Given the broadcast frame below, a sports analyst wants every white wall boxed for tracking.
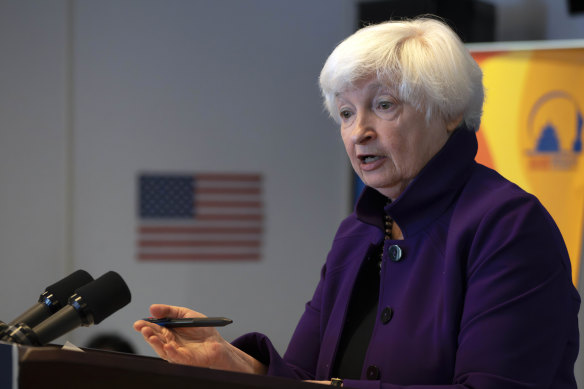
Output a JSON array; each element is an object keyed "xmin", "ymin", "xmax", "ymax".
[
  {"xmin": 0, "ymin": 0, "xmax": 357, "ymax": 355},
  {"xmin": 69, "ymin": 0, "xmax": 354, "ymax": 355},
  {"xmin": 0, "ymin": 1, "xmax": 69, "ymax": 319}
]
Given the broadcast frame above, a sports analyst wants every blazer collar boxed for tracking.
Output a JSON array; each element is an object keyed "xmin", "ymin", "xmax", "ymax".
[{"xmin": 355, "ymin": 128, "xmax": 478, "ymax": 238}]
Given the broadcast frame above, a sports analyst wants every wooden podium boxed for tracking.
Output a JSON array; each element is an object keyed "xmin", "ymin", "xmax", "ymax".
[{"xmin": 1, "ymin": 342, "xmax": 321, "ymax": 389}]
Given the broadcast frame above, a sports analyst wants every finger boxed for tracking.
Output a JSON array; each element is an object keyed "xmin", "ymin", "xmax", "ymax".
[
  {"xmin": 148, "ymin": 304, "xmax": 173, "ymax": 318},
  {"xmin": 149, "ymin": 304, "xmax": 187, "ymax": 318},
  {"xmin": 147, "ymin": 336, "xmax": 170, "ymax": 359},
  {"xmin": 133, "ymin": 320, "xmax": 143, "ymax": 331},
  {"xmin": 133, "ymin": 319, "xmax": 151, "ymax": 332},
  {"xmin": 139, "ymin": 323, "xmax": 159, "ymax": 338},
  {"xmin": 150, "ymin": 304, "xmax": 206, "ymax": 319},
  {"xmin": 138, "ymin": 325, "xmax": 158, "ymax": 343},
  {"xmin": 138, "ymin": 321, "xmax": 171, "ymax": 345},
  {"xmin": 140, "ymin": 327, "xmax": 170, "ymax": 359},
  {"xmin": 134, "ymin": 319, "xmax": 165, "ymax": 336}
]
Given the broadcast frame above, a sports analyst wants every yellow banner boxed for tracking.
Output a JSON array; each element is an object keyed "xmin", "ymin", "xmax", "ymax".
[{"xmin": 472, "ymin": 47, "xmax": 584, "ymax": 285}]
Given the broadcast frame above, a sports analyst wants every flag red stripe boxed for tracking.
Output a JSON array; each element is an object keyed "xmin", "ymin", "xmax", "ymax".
[
  {"xmin": 196, "ymin": 187, "xmax": 260, "ymax": 195},
  {"xmin": 195, "ymin": 173, "xmax": 261, "ymax": 182},
  {"xmin": 138, "ymin": 253, "xmax": 261, "ymax": 260},
  {"xmin": 195, "ymin": 201, "xmax": 262, "ymax": 208},
  {"xmin": 139, "ymin": 226, "xmax": 262, "ymax": 234},
  {"xmin": 139, "ymin": 240, "xmax": 261, "ymax": 247},
  {"xmin": 195, "ymin": 214, "xmax": 263, "ymax": 221}
]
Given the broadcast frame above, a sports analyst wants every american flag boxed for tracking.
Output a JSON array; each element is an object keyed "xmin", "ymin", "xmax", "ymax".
[{"xmin": 137, "ymin": 173, "xmax": 263, "ymax": 261}]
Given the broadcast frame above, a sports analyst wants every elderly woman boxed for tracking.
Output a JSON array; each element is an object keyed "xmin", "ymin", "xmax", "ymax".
[{"xmin": 134, "ymin": 18, "xmax": 580, "ymax": 388}]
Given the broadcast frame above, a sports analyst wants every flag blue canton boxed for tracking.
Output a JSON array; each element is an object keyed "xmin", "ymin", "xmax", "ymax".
[{"xmin": 139, "ymin": 175, "xmax": 195, "ymax": 218}]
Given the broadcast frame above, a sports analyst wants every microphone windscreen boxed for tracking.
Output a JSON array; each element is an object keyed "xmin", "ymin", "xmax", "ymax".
[
  {"xmin": 43, "ymin": 270, "xmax": 94, "ymax": 303},
  {"xmin": 75, "ymin": 271, "xmax": 131, "ymax": 324}
]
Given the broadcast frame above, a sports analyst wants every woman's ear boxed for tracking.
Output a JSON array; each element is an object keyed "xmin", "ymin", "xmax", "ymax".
[{"xmin": 446, "ymin": 114, "xmax": 464, "ymax": 133}]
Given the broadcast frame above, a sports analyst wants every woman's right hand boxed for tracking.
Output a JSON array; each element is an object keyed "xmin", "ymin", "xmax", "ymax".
[{"xmin": 133, "ymin": 304, "xmax": 267, "ymax": 375}]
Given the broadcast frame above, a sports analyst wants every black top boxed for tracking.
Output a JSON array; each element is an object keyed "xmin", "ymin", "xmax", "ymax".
[{"xmin": 331, "ymin": 245, "xmax": 381, "ymax": 379}]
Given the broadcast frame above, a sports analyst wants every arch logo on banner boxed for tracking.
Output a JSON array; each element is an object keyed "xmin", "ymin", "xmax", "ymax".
[{"xmin": 472, "ymin": 45, "xmax": 584, "ymax": 285}]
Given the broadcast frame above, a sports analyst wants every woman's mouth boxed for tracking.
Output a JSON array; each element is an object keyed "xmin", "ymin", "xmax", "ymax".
[
  {"xmin": 362, "ymin": 155, "xmax": 382, "ymax": 163},
  {"xmin": 359, "ymin": 154, "xmax": 386, "ymax": 171}
]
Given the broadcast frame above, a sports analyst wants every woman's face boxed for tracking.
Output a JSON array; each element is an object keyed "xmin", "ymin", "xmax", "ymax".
[{"xmin": 336, "ymin": 76, "xmax": 456, "ymax": 200}]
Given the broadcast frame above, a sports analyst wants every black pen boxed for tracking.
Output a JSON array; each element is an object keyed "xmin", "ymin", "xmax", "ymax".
[{"xmin": 143, "ymin": 317, "xmax": 233, "ymax": 328}]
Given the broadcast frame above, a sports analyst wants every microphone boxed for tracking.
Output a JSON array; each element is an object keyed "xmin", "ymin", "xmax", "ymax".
[
  {"xmin": 2, "ymin": 271, "xmax": 131, "ymax": 346},
  {"xmin": 0, "ymin": 270, "xmax": 94, "ymax": 338}
]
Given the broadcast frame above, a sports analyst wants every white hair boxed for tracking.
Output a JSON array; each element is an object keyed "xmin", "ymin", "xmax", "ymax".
[{"xmin": 319, "ymin": 17, "xmax": 484, "ymax": 131}]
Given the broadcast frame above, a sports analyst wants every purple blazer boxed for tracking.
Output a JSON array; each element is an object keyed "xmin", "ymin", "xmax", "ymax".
[{"xmin": 233, "ymin": 129, "xmax": 580, "ymax": 388}]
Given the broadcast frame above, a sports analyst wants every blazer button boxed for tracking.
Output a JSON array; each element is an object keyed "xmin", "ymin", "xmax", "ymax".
[
  {"xmin": 388, "ymin": 244, "xmax": 403, "ymax": 262},
  {"xmin": 366, "ymin": 365, "xmax": 380, "ymax": 380},
  {"xmin": 381, "ymin": 306, "xmax": 393, "ymax": 324}
]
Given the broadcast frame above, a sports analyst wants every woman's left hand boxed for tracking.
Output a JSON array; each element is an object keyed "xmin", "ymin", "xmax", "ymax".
[{"xmin": 134, "ymin": 304, "xmax": 266, "ymax": 375}]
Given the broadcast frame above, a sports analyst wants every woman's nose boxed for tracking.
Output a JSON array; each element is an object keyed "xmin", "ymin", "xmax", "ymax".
[{"xmin": 351, "ymin": 111, "xmax": 376, "ymax": 144}]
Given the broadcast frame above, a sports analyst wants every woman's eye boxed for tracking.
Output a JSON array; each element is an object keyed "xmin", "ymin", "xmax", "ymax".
[
  {"xmin": 339, "ymin": 110, "xmax": 353, "ymax": 120},
  {"xmin": 377, "ymin": 101, "xmax": 392, "ymax": 110}
]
